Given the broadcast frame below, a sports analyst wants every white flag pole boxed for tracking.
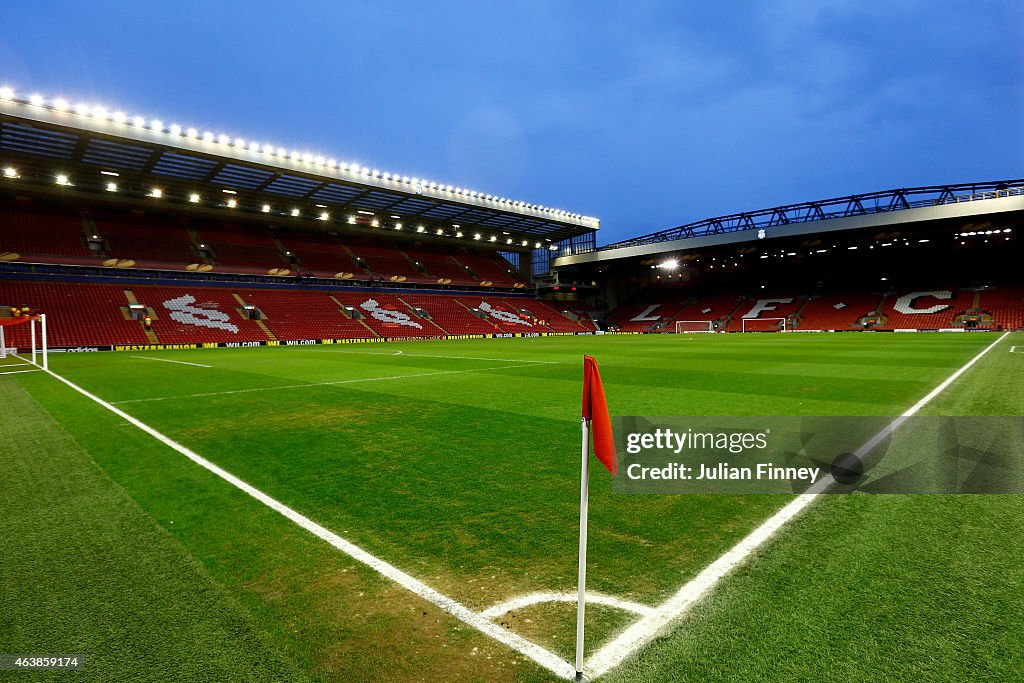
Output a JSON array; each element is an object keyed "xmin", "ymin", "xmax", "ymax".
[{"xmin": 575, "ymin": 416, "xmax": 590, "ymax": 681}]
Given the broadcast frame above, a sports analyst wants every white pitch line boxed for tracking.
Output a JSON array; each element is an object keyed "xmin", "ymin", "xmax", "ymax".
[
  {"xmin": 480, "ymin": 592, "xmax": 655, "ymax": 620},
  {"xmin": 40, "ymin": 365, "xmax": 577, "ymax": 680},
  {"xmin": 316, "ymin": 349, "xmax": 561, "ymax": 364},
  {"xmin": 583, "ymin": 331, "xmax": 1010, "ymax": 679},
  {"xmin": 130, "ymin": 355, "xmax": 212, "ymax": 368},
  {"xmin": 111, "ymin": 362, "xmax": 547, "ymax": 405},
  {"xmin": 0, "ymin": 367, "xmax": 42, "ymax": 376}
]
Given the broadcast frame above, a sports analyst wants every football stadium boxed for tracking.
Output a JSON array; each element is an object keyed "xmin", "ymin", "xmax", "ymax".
[{"xmin": 2, "ymin": 10, "xmax": 1023, "ymax": 681}]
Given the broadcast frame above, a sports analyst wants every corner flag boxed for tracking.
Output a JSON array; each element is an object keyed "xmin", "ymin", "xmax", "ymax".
[
  {"xmin": 582, "ymin": 355, "xmax": 617, "ymax": 475},
  {"xmin": 575, "ymin": 355, "xmax": 616, "ymax": 681}
]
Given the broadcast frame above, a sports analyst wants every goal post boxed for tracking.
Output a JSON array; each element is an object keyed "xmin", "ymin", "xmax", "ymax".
[
  {"xmin": 741, "ymin": 317, "xmax": 787, "ymax": 333},
  {"xmin": 0, "ymin": 314, "xmax": 48, "ymax": 372},
  {"xmin": 675, "ymin": 320, "xmax": 715, "ymax": 333}
]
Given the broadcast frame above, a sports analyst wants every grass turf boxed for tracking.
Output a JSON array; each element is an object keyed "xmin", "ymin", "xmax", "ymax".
[{"xmin": 2, "ymin": 331, "xmax": 1021, "ymax": 681}]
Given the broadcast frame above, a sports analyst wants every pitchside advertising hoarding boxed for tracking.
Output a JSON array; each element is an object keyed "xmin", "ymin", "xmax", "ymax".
[
  {"xmin": 613, "ymin": 416, "xmax": 1024, "ymax": 494},
  {"xmin": 41, "ymin": 331, "xmax": 596, "ymax": 353}
]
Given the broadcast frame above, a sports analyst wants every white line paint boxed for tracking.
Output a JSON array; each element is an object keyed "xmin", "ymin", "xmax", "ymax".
[
  {"xmin": 583, "ymin": 331, "xmax": 1010, "ymax": 678},
  {"xmin": 111, "ymin": 362, "xmax": 548, "ymax": 405},
  {"xmin": 41, "ymin": 366, "xmax": 577, "ymax": 680},
  {"xmin": 316, "ymin": 349, "xmax": 560, "ymax": 364},
  {"xmin": 130, "ymin": 355, "xmax": 212, "ymax": 368},
  {"xmin": 1011, "ymin": 346, "xmax": 1022, "ymax": 353},
  {"xmin": 480, "ymin": 592, "xmax": 655, "ymax": 620},
  {"xmin": 0, "ymin": 367, "xmax": 43, "ymax": 376}
]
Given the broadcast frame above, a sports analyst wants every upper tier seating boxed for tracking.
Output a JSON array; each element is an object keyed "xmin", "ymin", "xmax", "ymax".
[
  {"xmin": 456, "ymin": 252, "xmax": 521, "ymax": 285},
  {"xmin": 193, "ymin": 222, "xmax": 288, "ymax": 275},
  {"xmin": 347, "ymin": 245, "xmax": 426, "ymax": 282},
  {"xmin": 279, "ymin": 233, "xmax": 365, "ymax": 278},
  {"xmin": 402, "ymin": 248, "xmax": 477, "ymax": 284},
  {"xmin": 0, "ymin": 201, "xmax": 94, "ymax": 265},
  {"xmin": 93, "ymin": 210, "xmax": 198, "ymax": 269}
]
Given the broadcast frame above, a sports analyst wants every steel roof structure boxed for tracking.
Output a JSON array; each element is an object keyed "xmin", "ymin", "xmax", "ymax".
[
  {"xmin": 0, "ymin": 90, "xmax": 598, "ymax": 253},
  {"xmin": 602, "ymin": 180, "xmax": 1024, "ymax": 249},
  {"xmin": 554, "ymin": 179, "xmax": 1024, "ymax": 268}
]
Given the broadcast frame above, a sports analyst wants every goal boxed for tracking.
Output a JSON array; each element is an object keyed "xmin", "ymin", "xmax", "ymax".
[
  {"xmin": 741, "ymin": 317, "xmax": 787, "ymax": 333},
  {"xmin": 675, "ymin": 320, "xmax": 715, "ymax": 333},
  {"xmin": 0, "ymin": 314, "xmax": 49, "ymax": 373}
]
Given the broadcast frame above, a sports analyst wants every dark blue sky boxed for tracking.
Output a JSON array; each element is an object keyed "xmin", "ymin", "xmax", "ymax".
[{"xmin": 3, "ymin": 1, "xmax": 1021, "ymax": 244}]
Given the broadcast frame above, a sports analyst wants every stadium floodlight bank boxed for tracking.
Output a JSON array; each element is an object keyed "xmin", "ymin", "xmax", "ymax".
[
  {"xmin": 675, "ymin": 320, "xmax": 715, "ymax": 333},
  {"xmin": 741, "ymin": 317, "xmax": 787, "ymax": 333},
  {"xmin": 0, "ymin": 314, "xmax": 49, "ymax": 372}
]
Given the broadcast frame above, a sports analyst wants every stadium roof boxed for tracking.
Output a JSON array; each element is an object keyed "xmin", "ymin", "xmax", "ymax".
[
  {"xmin": 554, "ymin": 179, "xmax": 1024, "ymax": 266},
  {"xmin": 0, "ymin": 89, "xmax": 598, "ymax": 252}
]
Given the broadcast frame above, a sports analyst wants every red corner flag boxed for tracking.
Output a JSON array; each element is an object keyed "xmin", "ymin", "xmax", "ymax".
[{"xmin": 582, "ymin": 355, "xmax": 617, "ymax": 475}]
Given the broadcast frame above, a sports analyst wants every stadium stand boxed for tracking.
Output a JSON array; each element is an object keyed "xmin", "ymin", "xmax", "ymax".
[
  {"xmin": 397, "ymin": 294, "xmax": 497, "ymax": 335},
  {"xmin": 725, "ymin": 295, "xmax": 804, "ymax": 331},
  {"xmin": 796, "ymin": 293, "xmax": 881, "ymax": 330},
  {"xmin": 93, "ymin": 209, "xmax": 198, "ymax": 269},
  {"xmin": 331, "ymin": 292, "xmax": 446, "ymax": 337},
  {"xmin": 278, "ymin": 233, "xmax": 365, "ymax": 279},
  {"xmin": 979, "ymin": 287, "xmax": 1024, "ymax": 329},
  {"xmin": 192, "ymin": 221, "xmax": 289, "ymax": 275},
  {"xmin": 0, "ymin": 280, "xmax": 150, "ymax": 347},
  {"xmin": 402, "ymin": 247, "xmax": 477, "ymax": 284},
  {"xmin": 610, "ymin": 300, "xmax": 685, "ymax": 332},
  {"xmin": 239, "ymin": 289, "xmax": 376, "ymax": 340},
  {"xmin": 347, "ymin": 244, "xmax": 427, "ymax": 282},
  {"xmin": 132, "ymin": 285, "xmax": 271, "ymax": 344},
  {"xmin": 0, "ymin": 200, "xmax": 94, "ymax": 265},
  {"xmin": 451, "ymin": 296, "xmax": 548, "ymax": 333},
  {"xmin": 502, "ymin": 298, "xmax": 589, "ymax": 333},
  {"xmin": 456, "ymin": 251, "xmax": 522, "ymax": 286},
  {"xmin": 671, "ymin": 296, "xmax": 745, "ymax": 330},
  {"xmin": 551, "ymin": 300, "xmax": 600, "ymax": 331},
  {"xmin": 876, "ymin": 289, "xmax": 963, "ymax": 330}
]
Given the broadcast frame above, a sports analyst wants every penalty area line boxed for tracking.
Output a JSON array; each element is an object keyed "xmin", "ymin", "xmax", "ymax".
[
  {"xmin": 40, "ymin": 365, "xmax": 577, "ymax": 680},
  {"xmin": 583, "ymin": 331, "xmax": 1011, "ymax": 679},
  {"xmin": 111, "ymin": 362, "xmax": 548, "ymax": 405},
  {"xmin": 315, "ymin": 348, "xmax": 561, "ymax": 364},
  {"xmin": 130, "ymin": 355, "xmax": 212, "ymax": 368},
  {"xmin": 0, "ymin": 367, "xmax": 43, "ymax": 376}
]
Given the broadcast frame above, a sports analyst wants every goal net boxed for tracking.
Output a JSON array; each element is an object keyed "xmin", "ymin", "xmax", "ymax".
[
  {"xmin": 741, "ymin": 317, "xmax": 787, "ymax": 333},
  {"xmin": 675, "ymin": 320, "xmax": 715, "ymax": 333},
  {"xmin": 0, "ymin": 314, "xmax": 49, "ymax": 374}
]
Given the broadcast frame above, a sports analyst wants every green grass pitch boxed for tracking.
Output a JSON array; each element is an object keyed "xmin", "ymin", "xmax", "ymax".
[{"xmin": 1, "ymin": 332, "xmax": 1022, "ymax": 681}]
